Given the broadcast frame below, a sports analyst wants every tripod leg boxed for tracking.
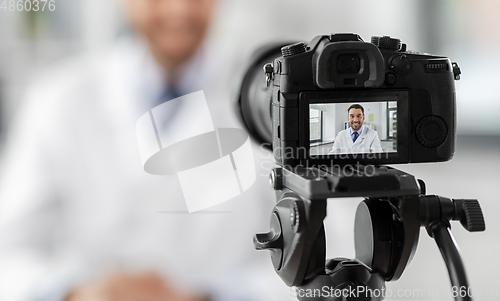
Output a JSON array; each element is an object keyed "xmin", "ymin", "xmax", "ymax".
[{"xmin": 429, "ymin": 221, "xmax": 472, "ymax": 301}]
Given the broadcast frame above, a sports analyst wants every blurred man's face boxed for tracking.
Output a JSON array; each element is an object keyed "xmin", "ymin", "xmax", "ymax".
[
  {"xmin": 125, "ymin": 0, "xmax": 217, "ymax": 71},
  {"xmin": 348, "ymin": 108, "xmax": 364, "ymax": 131}
]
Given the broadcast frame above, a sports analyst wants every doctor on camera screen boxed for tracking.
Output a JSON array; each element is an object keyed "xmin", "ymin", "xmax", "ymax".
[{"xmin": 329, "ymin": 104, "xmax": 383, "ymax": 154}]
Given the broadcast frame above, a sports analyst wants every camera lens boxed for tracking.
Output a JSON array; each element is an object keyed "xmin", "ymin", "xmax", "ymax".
[
  {"xmin": 237, "ymin": 43, "xmax": 291, "ymax": 149},
  {"xmin": 337, "ymin": 54, "xmax": 361, "ymax": 74}
]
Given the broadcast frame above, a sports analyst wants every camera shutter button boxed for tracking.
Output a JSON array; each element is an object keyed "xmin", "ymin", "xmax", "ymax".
[{"xmin": 416, "ymin": 116, "xmax": 447, "ymax": 147}]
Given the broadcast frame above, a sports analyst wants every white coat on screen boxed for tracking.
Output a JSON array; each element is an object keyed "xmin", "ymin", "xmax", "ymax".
[{"xmin": 329, "ymin": 127, "xmax": 383, "ymax": 154}]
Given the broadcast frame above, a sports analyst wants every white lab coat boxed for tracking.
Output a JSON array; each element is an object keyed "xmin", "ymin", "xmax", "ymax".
[
  {"xmin": 329, "ymin": 127, "xmax": 383, "ymax": 154},
  {"xmin": 0, "ymin": 37, "xmax": 292, "ymax": 301}
]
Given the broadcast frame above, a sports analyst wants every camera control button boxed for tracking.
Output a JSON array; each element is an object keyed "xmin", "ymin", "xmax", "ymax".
[
  {"xmin": 390, "ymin": 55, "xmax": 411, "ymax": 74},
  {"xmin": 385, "ymin": 72, "xmax": 397, "ymax": 86},
  {"xmin": 416, "ymin": 116, "xmax": 447, "ymax": 148},
  {"xmin": 274, "ymin": 61, "xmax": 281, "ymax": 74}
]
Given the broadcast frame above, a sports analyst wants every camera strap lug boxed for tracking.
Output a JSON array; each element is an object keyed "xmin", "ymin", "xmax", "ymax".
[
  {"xmin": 452, "ymin": 62, "xmax": 461, "ymax": 80},
  {"xmin": 263, "ymin": 63, "xmax": 274, "ymax": 87}
]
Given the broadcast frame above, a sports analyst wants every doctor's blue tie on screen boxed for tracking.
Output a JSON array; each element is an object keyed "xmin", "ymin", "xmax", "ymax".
[{"xmin": 352, "ymin": 131, "xmax": 359, "ymax": 143}]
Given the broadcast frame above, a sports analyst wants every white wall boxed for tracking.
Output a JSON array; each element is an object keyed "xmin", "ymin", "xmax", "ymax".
[{"xmin": 3, "ymin": 0, "xmax": 497, "ymax": 134}]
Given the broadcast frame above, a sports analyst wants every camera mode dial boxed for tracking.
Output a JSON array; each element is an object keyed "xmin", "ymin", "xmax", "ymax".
[
  {"xmin": 371, "ymin": 36, "xmax": 402, "ymax": 51},
  {"xmin": 390, "ymin": 55, "xmax": 411, "ymax": 75},
  {"xmin": 281, "ymin": 42, "xmax": 306, "ymax": 57}
]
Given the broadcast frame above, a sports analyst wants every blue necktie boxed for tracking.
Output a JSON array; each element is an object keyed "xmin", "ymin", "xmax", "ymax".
[
  {"xmin": 352, "ymin": 131, "xmax": 359, "ymax": 143},
  {"xmin": 148, "ymin": 85, "xmax": 182, "ymax": 131},
  {"xmin": 151, "ymin": 85, "xmax": 181, "ymax": 110}
]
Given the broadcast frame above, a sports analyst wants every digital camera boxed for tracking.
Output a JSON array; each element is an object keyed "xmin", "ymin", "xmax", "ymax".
[{"xmin": 238, "ymin": 33, "xmax": 461, "ymax": 169}]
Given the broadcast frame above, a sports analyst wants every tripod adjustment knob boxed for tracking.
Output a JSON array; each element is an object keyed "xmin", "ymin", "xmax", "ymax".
[
  {"xmin": 270, "ymin": 168, "xmax": 283, "ymax": 190},
  {"xmin": 254, "ymin": 231, "xmax": 282, "ymax": 250},
  {"xmin": 254, "ymin": 213, "xmax": 284, "ymax": 270},
  {"xmin": 453, "ymin": 199, "xmax": 485, "ymax": 232}
]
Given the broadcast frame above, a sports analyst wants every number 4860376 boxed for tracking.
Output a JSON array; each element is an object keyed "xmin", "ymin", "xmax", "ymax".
[{"xmin": 1, "ymin": 0, "xmax": 56, "ymax": 12}]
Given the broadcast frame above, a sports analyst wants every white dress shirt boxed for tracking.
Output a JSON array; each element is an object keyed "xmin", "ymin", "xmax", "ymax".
[{"xmin": 329, "ymin": 126, "xmax": 383, "ymax": 154}]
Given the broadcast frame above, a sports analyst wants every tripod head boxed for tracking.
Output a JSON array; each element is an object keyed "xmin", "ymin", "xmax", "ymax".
[{"xmin": 254, "ymin": 165, "xmax": 485, "ymax": 300}]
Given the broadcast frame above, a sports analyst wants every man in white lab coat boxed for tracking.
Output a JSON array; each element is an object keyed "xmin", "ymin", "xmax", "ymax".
[
  {"xmin": 0, "ymin": 0, "xmax": 291, "ymax": 300},
  {"xmin": 329, "ymin": 104, "xmax": 383, "ymax": 155}
]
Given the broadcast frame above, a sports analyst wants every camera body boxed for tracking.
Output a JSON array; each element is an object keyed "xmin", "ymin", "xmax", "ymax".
[{"xmin": 268, "ymin": 33, "xmax": 460, "ymax": 168}]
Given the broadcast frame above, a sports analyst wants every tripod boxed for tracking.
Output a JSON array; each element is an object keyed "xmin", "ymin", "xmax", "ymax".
[{"xmin": 254, "ymin": 165, "xmax": 485, "ymax": 301}]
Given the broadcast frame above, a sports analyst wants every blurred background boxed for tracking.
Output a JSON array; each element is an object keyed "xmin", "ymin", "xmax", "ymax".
[
  {"xmin": 2, "ymin": 0, "xmax": 500, "ymax": 135},
  {"xmin": 0, "ymin": 0, "xmax": 498, "ymax": 300}
]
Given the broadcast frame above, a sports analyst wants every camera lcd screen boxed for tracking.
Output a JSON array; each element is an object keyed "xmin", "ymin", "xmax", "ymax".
[{"xmin": 309, "ymin": 101, "xmax": 398, "ymax": 156}]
